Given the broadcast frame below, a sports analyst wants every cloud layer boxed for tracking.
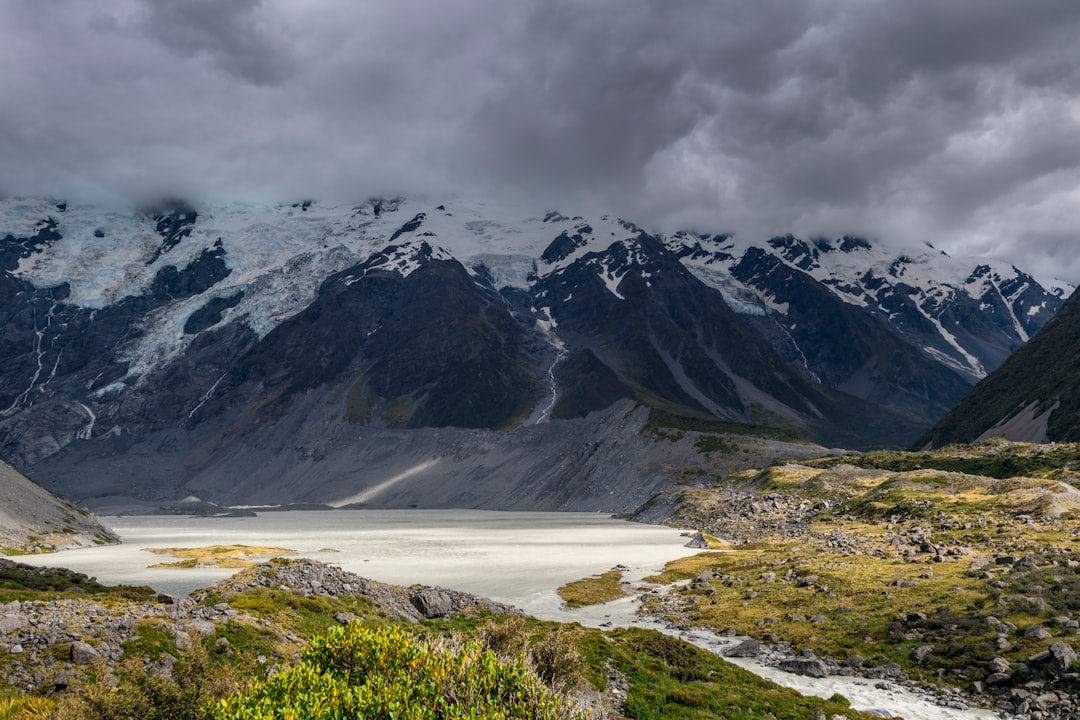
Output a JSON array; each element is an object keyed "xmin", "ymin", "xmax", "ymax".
[{"xmin": 2, "ymin": 0, "xmax": 1079, "ymax": 282}]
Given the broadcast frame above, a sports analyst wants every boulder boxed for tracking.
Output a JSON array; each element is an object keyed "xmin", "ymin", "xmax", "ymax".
[
  {"xmin": 778, "ymin": 657, "xmax": 830, "ymax": 678},
  {"xmin": 684, "ymin": 531, "xmax": 710, "ymax": 549},
  {"xmin": 411, "ymin": 589, "xmax": 454, "ymax": 618},
  {"xmin": 1024, "ymin": 626, "xmax": 1053, "ymax": 640},
  {"xmin": 0, "ymin": 614, "xmax": 29, "ymax": 635},
  {"xmin": 723, "ymin": 639, "xmax": 763, "ymax": 658},
  {"xmin": 71, "ymin": 641, "xmax": 100, "ymax": 665},
  {"xmin": 1027, "ymin": 641, "xmax": 1078, "ymax": 679}
]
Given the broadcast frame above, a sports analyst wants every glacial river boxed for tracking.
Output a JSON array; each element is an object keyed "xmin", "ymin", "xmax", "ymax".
[{"xmin": 17, "ymin": 510, "xmax": 1009, "ymax": 720}]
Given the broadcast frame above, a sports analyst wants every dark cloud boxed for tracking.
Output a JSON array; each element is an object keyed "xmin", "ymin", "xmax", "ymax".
[{"xmin": 0, "ymin": 0, "xmax": 1078, "ymax": 282}]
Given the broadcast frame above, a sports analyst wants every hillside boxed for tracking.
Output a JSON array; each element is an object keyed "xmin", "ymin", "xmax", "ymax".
[
  {"xmin": 636, "ymin": 440, "xmax": 1080, "ymax": 719},
  {"xmin": 0, "ymin": 459, "xmax": 117, "ymax": 553},
  {"xmin": 918, "ymin": 286, "xmax": 1080, "ymax": 447}
]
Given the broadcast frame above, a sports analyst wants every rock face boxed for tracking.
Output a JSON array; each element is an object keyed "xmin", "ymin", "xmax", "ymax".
[
  {"xmin": 0, "ymin": 458, "xmax": 117, "ymax": 553},
  {"xmin": 0, "ymin": 198, "xmax": 1068, "ymax": 510}
]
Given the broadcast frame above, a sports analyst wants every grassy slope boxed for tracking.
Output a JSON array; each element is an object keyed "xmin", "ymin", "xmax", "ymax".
[{"xmin": 651, "ymin": 442, "xmax": 1080, "ymax": 693}]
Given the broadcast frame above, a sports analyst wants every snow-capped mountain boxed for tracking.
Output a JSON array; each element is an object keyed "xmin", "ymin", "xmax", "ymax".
[{"xmin": 0, "ymin": 196, "xmax": 1069, "ymax": 510}]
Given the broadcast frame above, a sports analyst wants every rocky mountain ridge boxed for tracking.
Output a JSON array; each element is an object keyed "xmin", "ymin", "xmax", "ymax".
[
  {"xmin": 0, "ymin": 459, "xmax": 117, "ymax": 553},
  {"xmin": 0, "ymin": 196, "xmax": 1070, "ymax": 510}
]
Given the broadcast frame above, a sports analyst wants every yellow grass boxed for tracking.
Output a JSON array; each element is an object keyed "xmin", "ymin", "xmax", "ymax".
[{"xmin": 144, "ymin": 544, "xmax": 296, "ymax": 569}]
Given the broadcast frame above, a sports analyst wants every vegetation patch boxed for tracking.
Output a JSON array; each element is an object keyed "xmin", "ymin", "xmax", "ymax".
[
  {"xmin": 557, "ymin": 568, "xmax": 629, "ymax": 608},
  {"xmin": 144, "ymin": 545, "xmax": 296, "ymax": 569}
]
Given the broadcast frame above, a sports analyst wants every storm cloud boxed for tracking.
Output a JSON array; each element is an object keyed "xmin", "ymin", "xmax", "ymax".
[{"xmin": 1, "ymin": 0, "xmax": 1079, "ymax": 282}]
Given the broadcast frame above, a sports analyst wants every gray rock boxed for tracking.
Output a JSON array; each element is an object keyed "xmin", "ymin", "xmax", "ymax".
[
  {"xmin": 1025, "ymin": 626, "xmax": 1053, "ymax": 640},
  {"xmin": 334, "ymin": 612, "xmax": 358, "ymax": 625},
  {"xmin": 71, "ymin": 641, "xmax": 100, "ymax": 665},
  {"xmin": 778, "ymin": 657, "xmax": 830, "ymax": 678},
  {"xmin": 684, "ymin": 531, "xmax": 710, "ymax": 549},
  {"xmin": 988, "ymin": 656, "xmax": 1011, "ymax": 674},
  {"xmin": 723, "ymin": 639, "xmax": 763, "ymax": 658},
  {"xmin": 411, "ymin": 589, "xmax": 454, "ymax": 618},
  {"xmin": 0, "ymin": 614, "xmax": 29, "ymax": 635},
  {"xmin": 913, "ymin": 645, "xmax": 935, "ymax": 662},
  {"xmin": 1027, "ymin": 641, "xmax": 1078, "ymax": 679},
  {"xmin": 184, "ymin": 620, "xmax": 216, "ymax": 637}
]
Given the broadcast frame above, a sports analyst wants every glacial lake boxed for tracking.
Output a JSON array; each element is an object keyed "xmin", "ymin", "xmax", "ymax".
[
  {"xmin": 16, "ymin": 509, "xmax": 700, "ymax": 616},
  {"xmin": 18, "ymin": 510, "xmax": 1009, "ymax": 719}
]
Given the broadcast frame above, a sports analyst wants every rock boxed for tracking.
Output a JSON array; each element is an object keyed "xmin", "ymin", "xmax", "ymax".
[
  {"xmin": 184, "ymin": 620, "xmax": 216, "ymax": 637},
  {"xmin": 778, "ymin": 657, "xmax": 830, "ymax": 678},
  {"xmin": 1035, "ymin": 692, "xmax": 1060, "ymax": 708},
  {"xmin": 985, "ymin": 672, "xmax": 1011, "ymax": 686},
  {"xmin": 1025, "ymin": 626, "xmax": 1053, "ymax": 640},
  {"xmin": 795, "ymin": 575, "xmax": 818, "ymax": 588},
  {"xmin": 913, "ymin": 645, "xmax": 935, "ymax": 662},
  {"xmin": 0, "ymin": 614, "xmax": 29, "ymax": 635},
  {"xmin": 173, "ymin": 630, "xmax": 192, "ymax": 651},
  {"xmin": 846, "ymin": 654, "xmax": 865, "ymax": 669},
  {"xmin": 411, "ymin": 589, "xmax": 454, "ymax": 618},
  {"xmin": 723, "ymin": 639, "xmax": 763, "ymax": 658},
  {"xmin": 684, "ymin": 531, "xmax": 710, "ymax": 549},
  {"xmin": 1027, "ymin": 641, "xmax": 1078, "ymax": 679},
  {"xmin": 988, "ymin": 656, "xmax": 1011, "ymax": 674},
  {"xmin": 334, "ymin": 612, "xmax": 358, "ymax": 625},
  {"xmin": 761, "ymin": 572, "xmax": 776, "ymax": 583},
  {"xmin": 71, "ymin": 641, "xmax": 100, "ymax": 665}
]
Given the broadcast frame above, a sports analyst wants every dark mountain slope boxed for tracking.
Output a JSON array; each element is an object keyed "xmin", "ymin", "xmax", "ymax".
[
  {"xmin": 538, "ymin": 232, "xmax": 925, "ymax": 448},
  {"xmin": 211, "ymin": 242, "xmax": 543, "ymax": 432},
  {"xmin": 730, "ymin": 247, "xmax": 974, "ymax": 424},
  {"xmin": 918, "ymin": 286, "xmax": 1080, "ymax": 447}
]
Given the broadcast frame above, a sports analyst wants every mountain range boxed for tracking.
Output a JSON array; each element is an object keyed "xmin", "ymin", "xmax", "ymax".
[{"xmin": 0, "ymin": 196, "xmax": 1071, "ymax": 512}]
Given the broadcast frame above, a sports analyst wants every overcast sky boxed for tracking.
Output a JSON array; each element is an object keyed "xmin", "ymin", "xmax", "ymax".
[{"xmin": 2, "ymin": 0, "xmax": 1079, "ymax": 283}]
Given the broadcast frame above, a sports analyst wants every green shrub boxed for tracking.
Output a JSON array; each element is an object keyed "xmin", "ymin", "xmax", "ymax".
[{"xmin": 214, "ymin": 624, "xmax": 585, "ymax": 719}]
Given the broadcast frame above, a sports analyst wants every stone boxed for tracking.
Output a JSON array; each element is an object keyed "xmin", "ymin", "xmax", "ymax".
[
  {"xmin": 1027, "ymin": 641, "xmax": 1078, "ymax": 679},
  {"xmin": 184, "ymin": 620, "xmax": 216, "ymax": 637},
  {"xmin": 71, "ymin": 641, "xmax": 100, "ymax": 665},
  {"xmin": 778, "ymin": 657, "xmax": 830, "ymax": 678},
  {"xmin": 1024, "ymin": 626, "xmax": 1053, "ymax": 640},
  {"xmin": 988, "ymin": 656, "xmax": 1011, "ymax": 674},
  {"xmin": 684, "ymin": 532, "xmax": 710, "ymax": 549},
  {"xmin": 913, "ymin": 645, "xmax": 935, "ymax": 662},
  {"xmin": 411, "ymin": 589, "xmax": 454, "ymax": 618},
  {"xmin": 334, "ymin": 612, "xmax": 358, "ymax": 625},
  {"xmin": 0, "ymin": 615, "xmax": 29, "ymax": 635},
  {"xmin": 173, "ymin": 630, "xmax": 192, "ymax": 651},
  {"xmin": 795, "ymin": 575, "xmax": 818, "ymax": 587},
  {"xmin": 723, "ymin": 639, "xmax": 763, "ymax": 658}
]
